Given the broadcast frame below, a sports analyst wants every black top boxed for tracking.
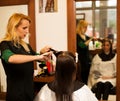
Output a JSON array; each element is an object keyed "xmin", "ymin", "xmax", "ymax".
[
  {"xmin": 0, "ymin": 41, "xmax": 36, "ymax": 101},
  {"xmin": 99, "ymin": 51, "xmax": 115, "ymax": 61},
  {"xmin": 76, "ymin": 34, "xmax": 92, "ymax": 84},
  {"xmin": 76, "ymin": 34, "xmax": 91, "ymax": 67}
]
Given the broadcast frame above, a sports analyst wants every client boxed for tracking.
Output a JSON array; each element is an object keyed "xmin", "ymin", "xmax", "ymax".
[{"xmin": 34, "ymin": 51, "xmax": 98, "ymax": 101}]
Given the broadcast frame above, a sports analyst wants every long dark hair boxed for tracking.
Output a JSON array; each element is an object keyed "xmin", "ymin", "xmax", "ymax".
[
  {"xmin": 102, "ymin": 38, "xmax": 113, "ymax": 53},
  {"xmin": 99, "ymin": 38, "xmax": 115, "ymax": 61},
  {"xmin": 50, "ymin": 51, "xmax": 77, "ymax": 101}
]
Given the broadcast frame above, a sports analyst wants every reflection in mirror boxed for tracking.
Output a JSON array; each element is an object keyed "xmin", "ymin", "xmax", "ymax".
[
  {"xmin": 76, "ymin": 0, "xmax": 117, "ymax": 50},
  {"xmin": 76, "ymin": 0, "xmax": 117, "ymax": 101}
]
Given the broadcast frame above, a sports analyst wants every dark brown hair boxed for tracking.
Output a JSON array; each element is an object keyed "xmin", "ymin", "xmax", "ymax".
[{"xmin": 51, "ymin": 51, "xmax": 77, "ymax": 101}]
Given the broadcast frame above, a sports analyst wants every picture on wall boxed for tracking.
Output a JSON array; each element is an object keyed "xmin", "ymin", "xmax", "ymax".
[{"xmin": 39, "ymin": 0, "xmax": 58, "ymax": 13}]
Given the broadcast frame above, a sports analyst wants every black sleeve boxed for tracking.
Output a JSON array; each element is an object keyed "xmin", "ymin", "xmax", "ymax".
[{"xmin": 0, "ymin": 41, "xmax": 10, "ymax": 52}]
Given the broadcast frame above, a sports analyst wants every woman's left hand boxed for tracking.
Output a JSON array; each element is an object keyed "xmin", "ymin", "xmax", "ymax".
[{"xmin": 40, "ymin": 46, "xmax": 52, "ymax": 54}]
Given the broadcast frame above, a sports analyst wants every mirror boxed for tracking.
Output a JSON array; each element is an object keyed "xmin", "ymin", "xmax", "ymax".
[
  {"xmin": 75, "ymin": 1, "xmax": 117, "ymax": 100},
  {"xmin": 0, "ymin": 4, "xmax": 28, "ymax": 93},
  {"xmin": 76, "ymin": 0, "xmax": 117, "ymax": 50},
  {"xmin": 0, "ymin": 0, "xmax": 35, "ymax": 96},
  {"xmin": 67, "ymin": 0, "xmax": 120, "ymax": 101},
  {"xmin": 0, "ymin": 0, "xmax": 36, "ymax": 51}
]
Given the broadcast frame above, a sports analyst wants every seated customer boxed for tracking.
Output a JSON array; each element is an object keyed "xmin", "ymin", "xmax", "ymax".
[
  {"xmin": 88, "ymin": 38, "xmax": 116, "ymax": 100},
  {"xmin": 34, "ymin": 51, "xmax": 98, "ymax": 101}
]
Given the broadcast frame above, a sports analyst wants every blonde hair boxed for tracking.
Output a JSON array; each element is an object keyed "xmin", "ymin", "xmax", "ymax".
[
  {"xmin": 76, "ymin": 20, "xmax": 88, "ymax": 34},
  {"xmin": 0, "ymin": 13, "xmax": 31, "ymax": 52}
]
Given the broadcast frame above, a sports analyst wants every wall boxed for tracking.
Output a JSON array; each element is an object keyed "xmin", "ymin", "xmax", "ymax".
[{"xmin": 35, "ymin": 0, "xmax": 67, "ymax": 52}]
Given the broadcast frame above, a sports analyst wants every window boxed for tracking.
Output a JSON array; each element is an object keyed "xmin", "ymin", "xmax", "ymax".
[{"xmin": 76, "ymin": 0, "xmax": 117, "ymax": 49}]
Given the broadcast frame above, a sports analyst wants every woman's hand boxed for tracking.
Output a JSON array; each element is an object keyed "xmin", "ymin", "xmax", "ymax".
[
  {"xmin": 38, "ymin": 51, "xmax": 52, "ymax": 61},
  {"xmin": 40, "ymin": 46, "xmax": 52, "ymax": 54}
]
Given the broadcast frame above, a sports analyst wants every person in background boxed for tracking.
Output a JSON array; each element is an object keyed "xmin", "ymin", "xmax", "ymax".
[
  {"xmin": 76, "ymin": 20, "xmax": 93, "ymax": 84},
  {"xmin": 107, "ymin": 27, "xmax": 114, "ymax": 43},
  {"xmin": 34, "ymin": 51, "xmax": 98, "ymax": 101},
  {"xmin": 88, "ymin": 38, "xmax": 116, "ymax": 100},
  {"xmin": 0, "ymin": 13, "xmax": 52, "ymax": 101}
]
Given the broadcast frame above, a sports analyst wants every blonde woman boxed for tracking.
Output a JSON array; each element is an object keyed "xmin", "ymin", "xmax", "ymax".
[
  {"xmin": 76, "ymin": 20, "xmax": 93, "ymax": 84},
  {"xmin": 0, "ymin": 13, "xmax": 52, "ymax": 101}
]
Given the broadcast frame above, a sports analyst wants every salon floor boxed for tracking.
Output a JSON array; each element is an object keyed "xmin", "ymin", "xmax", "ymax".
[
  {"xmin": 98, "ymin": 95, "xmax": 116, "ymax": 101},
  {"xmin": 0, "ymin": 95, "xmax": 116, "ymax": 101},
  {"xmin": 108, "ymin": 95, "xmax": 116, "ymax": 101},
  {"xmin": 0, "ymin": 96, "xmax": 116, "ymax": 101}
]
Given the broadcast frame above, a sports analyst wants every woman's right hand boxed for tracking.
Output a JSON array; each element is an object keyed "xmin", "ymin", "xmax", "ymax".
[{"xmin": 37, "ymin": 51, "xmax": 52, "ymax": 62}]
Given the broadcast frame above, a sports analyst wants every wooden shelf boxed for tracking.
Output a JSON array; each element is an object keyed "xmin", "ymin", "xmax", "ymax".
[
  {"xmin": 34, "ymin": 75, "xmax": 55, "ymax": 83},
  {"xmin": 0, "ymin": 92, "xmax": 6, "ymax": 100}
]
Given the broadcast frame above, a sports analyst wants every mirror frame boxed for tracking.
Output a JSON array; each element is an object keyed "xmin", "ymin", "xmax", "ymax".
[
  {"xmin": 0, "ymin": 0, "xmax": 36, "ymax": 95},
  {"xmin": 0, "ymin": 0, "xmax": 36, "ymax": 51},
  {"xmin": 67, "ymin": 0, "xmax": 120, "ymax": 101},
  {"xmin": 0, "ymin": 0, "xmax": 119, "ymax": 100}
]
